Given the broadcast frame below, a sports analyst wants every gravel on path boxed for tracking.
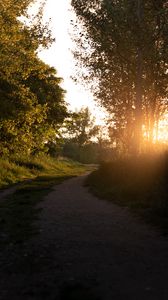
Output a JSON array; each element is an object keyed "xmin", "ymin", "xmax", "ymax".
[{"xmin": 1, "ymin": 174, "xmax": 168, "ymax": 300}]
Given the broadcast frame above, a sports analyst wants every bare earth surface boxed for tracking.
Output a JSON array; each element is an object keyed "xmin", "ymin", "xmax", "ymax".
[
  {"xmin": 1, "ymin": 174, "xmax": 168, "ymax": 300},
  {"xmin": 0, "ymin": 185, "xmax": 19, "ymax": 201}
]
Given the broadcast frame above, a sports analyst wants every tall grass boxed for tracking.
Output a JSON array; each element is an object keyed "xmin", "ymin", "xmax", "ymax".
[{"xmin": 0, "ymin": 154, "xmax": 90, "ymax": 189}]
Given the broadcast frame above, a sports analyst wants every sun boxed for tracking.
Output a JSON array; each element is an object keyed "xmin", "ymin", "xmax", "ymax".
[
  {"xmin": 155, "ymin": 116, "xmax": 168, "ymax": 143},
  {"xmin": 143, "ymin": 114, "xmax": 168, "ymax": 150}
]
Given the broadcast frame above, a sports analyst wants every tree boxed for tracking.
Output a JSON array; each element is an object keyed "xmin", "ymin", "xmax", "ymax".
[
  {"xmin": 62, "ymin": 107, "xmax": 101, "ymax": 162},
  {"xmin": 71, "ymin": 0, "xmax": 168, "ymax": 154},
  {"xmin": 0, "ymin": 0, "xmax": 67, "ymax": 155},
  {"xmin": 63, "ymin": 107, "xmax": 99, "ymax": 146}
]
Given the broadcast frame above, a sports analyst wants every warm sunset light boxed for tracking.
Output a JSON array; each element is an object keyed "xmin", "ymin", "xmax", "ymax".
[
  {"xmin": 156, "ymin": 117, "xmax": 168, "ymax": 143},
  {"xmin": 1, "ymin": 1, "xmax": 168, "ymax": 299},
  {"xmin": 143, "ymin": 114, "xmax": 168, "ymax": 148},
  {"xmin": 28, "ymin": 0, "xmax": 168, "ymax": 147}
]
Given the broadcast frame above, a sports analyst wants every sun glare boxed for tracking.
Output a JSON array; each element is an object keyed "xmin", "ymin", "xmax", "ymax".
[
  {"xmin": 143, "ymin": 114, "xmax": 168, "ymax": 147},
  {"xmin": 154, "ymin": 117, "xmax": 168, "ymax": 144},
  {"xmin": 29, "ymin": 0, "xmax": 168, "ymax": 139}
]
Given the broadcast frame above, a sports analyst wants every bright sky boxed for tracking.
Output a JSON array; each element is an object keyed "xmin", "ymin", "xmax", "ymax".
[
  {"xmin": 35, "ymin": 0, "xmax": 168, "ymax": 144},
  {"xmin": 35, "ymin": 0, "xmax": 106, "ymax": 124}
]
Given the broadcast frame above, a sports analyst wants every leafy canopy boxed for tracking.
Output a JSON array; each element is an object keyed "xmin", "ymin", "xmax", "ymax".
[{"xmin": 0, "ymin": 0, "xmax": 67, "ymax": 156}]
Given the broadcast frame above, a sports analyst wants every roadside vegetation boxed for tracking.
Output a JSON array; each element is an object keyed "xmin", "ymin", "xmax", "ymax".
[
  {"xmin": 86, "ymin": 153, "xmax": 168, "ymax": 234},
  {"xmin": 0, "ymin": 154, "xmax": 92, "ymax": 189},
  {"xmin": 0, "ymin": 154, "xmax": 92, "ymax": 246}
]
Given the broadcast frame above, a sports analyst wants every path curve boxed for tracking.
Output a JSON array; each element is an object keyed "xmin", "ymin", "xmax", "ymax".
[{"xmin": 1, "ymin": 174, "xmax": 168, "ymax": 300}]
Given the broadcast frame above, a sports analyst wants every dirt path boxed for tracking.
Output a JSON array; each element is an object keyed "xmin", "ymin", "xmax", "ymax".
[
  {"xmin": 0, "ymin": 179, "xmax": 32, "ymax": 202},
  {"xmin": 0, "ymin": 185, "xmax": 19, "ymax": 201},
  {"xmin": 1, "ymin": 174, "xmax": 168, "ymax": 300}
]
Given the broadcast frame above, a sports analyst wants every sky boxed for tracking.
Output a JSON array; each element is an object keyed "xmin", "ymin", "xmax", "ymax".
[
  {"xmin": 34, "ymin": 0, "xmax": 106, "ymax": 124},
  {"xmin": 27, "ymin": 0, "xmax": 168, "ymax": 142}
]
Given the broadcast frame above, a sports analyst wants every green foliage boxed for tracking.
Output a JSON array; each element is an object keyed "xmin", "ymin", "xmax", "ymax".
[
  {"xmin": 0, "ymin": 158, "xmax": 32, "ymax": 187},
  {"xmin": 0, "ymin": 0, "xmax": 67, "ymax": 156},
  {"xmin": 86, "ymin": 153, "xmax": 168, "ymax": 233},
  {"xmin": 61, "ymin": 107, "xmax": 117, "ymax": 163},
  {"xmin": 0, "ymin": 154, "xmax": 91, "ymax": 189},
  {"xmin": 63, "ymin": 141, "xmax": 100, "ymax": 163},
  {"xmin": 62, "ymin": 107, "xmax": 106, "ymax": 163},
  {"xmin": 63, "ymin": 107, "xmax": 99, "ymax": 146}
]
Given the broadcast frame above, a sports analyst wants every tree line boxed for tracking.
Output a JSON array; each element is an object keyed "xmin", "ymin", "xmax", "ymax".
[
  {"xmin": 0, "ymin": 0, "xmax": 110, "ymax": 163},
  {"xmin": 0, "ymin": 0, "xmax": 67, "ymax": 156},
  {"xmin": 1, "ymin": 0, "xmax": 166, "ymax": 160},
  {"xmin": 71, "ymin": 0, "xmax": 168, "ymax": 154},
  {"xmin": 0, "ymin": 0, "xmax": 114, "ymax": 163},
  {"xmin": 60, "ymin": 107, "xmax": 113, "ymax": 163}
]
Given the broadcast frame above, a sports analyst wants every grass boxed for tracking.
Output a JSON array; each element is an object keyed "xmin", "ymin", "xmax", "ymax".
[
  {"xmin": 86, "ymin": 153, "xmax": 168, "ymax": 234},
  {"xmin": 0, "ymin": 154, "xmax": 93, "ymax": 246},
  {"xmin": 0, "ymin": 159, "xmax": 32, "ymax": 188},
  {"xmin": 0, "ymin": 154, "xmax": 91, "ymax": 189}
]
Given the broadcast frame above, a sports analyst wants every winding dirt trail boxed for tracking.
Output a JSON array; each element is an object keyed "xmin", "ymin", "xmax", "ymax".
[{"xmin": 1, "ymin": 174, "xmax": 168, "ymax": 300}]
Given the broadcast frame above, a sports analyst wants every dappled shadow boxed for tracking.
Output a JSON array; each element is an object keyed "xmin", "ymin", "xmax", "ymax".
[{"xmin": 0, "ymin": 175, "xmax": 75, "ymax": 246}]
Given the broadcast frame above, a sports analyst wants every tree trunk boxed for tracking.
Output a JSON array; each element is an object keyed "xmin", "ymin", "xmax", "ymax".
[{"xmin": 133, "ymin": 0, "xmax": 143, "ymax": 155}]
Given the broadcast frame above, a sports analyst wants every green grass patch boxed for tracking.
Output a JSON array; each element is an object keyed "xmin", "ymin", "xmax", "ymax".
[
  {"xmin": 86, "ymin": 153, "xmax": 168, "ymax": 234},
  {"xmin": 0, "ymin": 154, "xmax": 92, "ymax": 189},
  {"xmin": 0, "ymin": 158, "xmax": 33, "ymax": 187},
  {"xmin": 0, "ymin": 155, "xmax": 93, "ymax": 246}
]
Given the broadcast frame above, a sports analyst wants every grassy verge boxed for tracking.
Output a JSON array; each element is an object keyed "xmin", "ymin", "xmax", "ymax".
[
  {"xmin": 86, "ymin": 154, "xmax": 168, "ymax": 234},
  {"xmin": 0, "ymin": 154, "xmax": 92, "ymax": 189},
  {"xmin": 0, "ymin": 155, "xmax": 93, "ymax": 246}
]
